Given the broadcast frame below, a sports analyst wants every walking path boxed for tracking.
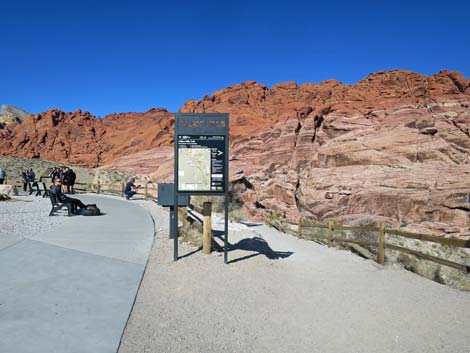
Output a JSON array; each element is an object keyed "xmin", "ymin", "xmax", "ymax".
[
  {"xmin": 2, "ymin": 195, "xmax": 470, "ymax": 353},
  {"xmin": 119, "ymin": 201, "xmax": 470, "ymax": 353},
  {"xmin": 0, "ymin": 195, "xmax": 154, "ymax": 353}
]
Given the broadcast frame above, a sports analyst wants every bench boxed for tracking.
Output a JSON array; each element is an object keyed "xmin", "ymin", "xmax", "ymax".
[
  {"xmin": 42, "ymin": 182, "xmax": 51, "ymax": 198},
  {"xmin": 49, "ymin": 192, "xmax": 73, "ymax": 217},
  {"xmin": 29, "ymin": 181, "xmax": 41, "ymax": 197}
]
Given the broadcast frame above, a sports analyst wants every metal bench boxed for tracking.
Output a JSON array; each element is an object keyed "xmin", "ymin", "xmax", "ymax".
[
  {"xmin": 29, "ymin": 181, "xmax": 41, "ymax": 196},
  {"xmin": 49, "ymin": 192, "xmax": 73, "ymax": 217},
  {"xmin": 42, "ymin": 182, "xmax": 51, "ymax": 198}
]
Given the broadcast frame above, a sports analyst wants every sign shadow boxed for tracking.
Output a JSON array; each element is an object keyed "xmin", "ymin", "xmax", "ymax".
[{"xmin": 212, "ymin": 231, "xmax": 293, "ymax": 264}]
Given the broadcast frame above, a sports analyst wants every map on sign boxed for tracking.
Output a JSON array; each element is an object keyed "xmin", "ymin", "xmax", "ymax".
[
  {"xmin": 177, "ymin": 135, "xmax": 226, "ymax": 192},
  {"xmin": 178, "ymin": 148, "xmax": 211, "ymax": 191}
]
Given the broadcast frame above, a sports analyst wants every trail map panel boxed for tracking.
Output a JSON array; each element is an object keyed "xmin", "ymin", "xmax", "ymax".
[{"xmin": 177, "ymin": 135, "xmax": 225, "ymax": 192}]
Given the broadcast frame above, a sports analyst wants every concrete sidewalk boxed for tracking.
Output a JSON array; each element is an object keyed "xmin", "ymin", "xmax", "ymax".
[{"xmin": 0, "ymin": 195, "xmax": 154, "ymax": 353}]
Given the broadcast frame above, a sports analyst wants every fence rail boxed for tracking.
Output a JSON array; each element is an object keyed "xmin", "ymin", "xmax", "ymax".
[
  {"xmin": 265, "ymin": 212, "xmax": 470, "ymax": 274},
  {"xmin": 4, "ymin": 178, "xmax": 159, "ymax": 201}
]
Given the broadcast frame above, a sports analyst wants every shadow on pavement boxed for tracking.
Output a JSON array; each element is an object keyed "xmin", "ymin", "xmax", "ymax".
[{"xmin": 212, "ymin": 231, "xmax": 293, "ymax": 264}]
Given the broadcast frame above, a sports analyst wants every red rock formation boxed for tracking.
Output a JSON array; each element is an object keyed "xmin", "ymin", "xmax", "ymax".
[
  {"xmin": 2, "ymin": 69, "xmax": 470, "ymax": 235},
  {"xmin": 0, "ymin": 108, "xmax": 173, "ymax": 167},
  {"xmin": 180, "ymin": 70, "xmax": 470, "ymax": 234}
]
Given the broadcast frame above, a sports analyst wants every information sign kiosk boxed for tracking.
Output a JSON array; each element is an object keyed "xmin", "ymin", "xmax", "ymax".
[{"xmin": 174, "ymin": 113, "xmax": 229, "ymax": 263}]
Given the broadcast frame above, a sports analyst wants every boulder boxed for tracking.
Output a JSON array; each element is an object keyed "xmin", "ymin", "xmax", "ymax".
[
  {"xmin": 0, "ymin": 184, "xmax": 18, "ymax": 196},
  {"xmin": 0, "ymin": 193, "xmax": 11, "ymax": 201}
]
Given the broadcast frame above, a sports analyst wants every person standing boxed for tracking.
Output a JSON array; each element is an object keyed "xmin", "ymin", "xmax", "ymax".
[
  {"xmin": 63, "ymin": 167, "xmax": 73, "ymax": 194},
  {"xmin": 0, "ymin": 168, "xmax": 6, "ymax": 184},
  {"xmin": 49, "ymin": 167, "xmax": 57, "ymax": 180},
  {"xmin": 69, "ymin": 168, "xmax": 76, "ymax": 194},
  {"xmin": 21, "ymin": 170, "xmax": 28, "ymax": 191},
  {"xmin": 59, "ymin": 167, "xmax": 66, "ymax": 192},
  {"xmin": 26, "ymin": 168, "xmax": 35, "ymax": 191},
  {"xmin": 27, "ymin": 168, "xmax": 35, "ymax": 182}
]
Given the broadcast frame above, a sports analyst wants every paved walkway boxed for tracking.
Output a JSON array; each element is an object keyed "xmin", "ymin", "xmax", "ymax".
[{"xmin": 0, "ymin": 195, "xmax": 154, "ymax": 353}]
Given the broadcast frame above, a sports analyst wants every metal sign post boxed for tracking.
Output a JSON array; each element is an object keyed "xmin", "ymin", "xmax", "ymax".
[{"xmin": 173, "ymin": 113, "xmax": 229, "ymax": 263}]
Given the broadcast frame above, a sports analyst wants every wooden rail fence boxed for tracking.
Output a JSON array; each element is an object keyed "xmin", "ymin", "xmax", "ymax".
[
  {"xmin": 4, "ymin": 178, "xmax": 158, "ymax": 201},
  {"xmin": 6, "ymin": 177, "xmax": 468, "ymax": 269},
  {"xmin": 266, "ymin": 212, "xmax": 470, "ymax": 274},
  {"xmin": 178, "ymin": 201, "xmax": 213, "ymax": 254}
]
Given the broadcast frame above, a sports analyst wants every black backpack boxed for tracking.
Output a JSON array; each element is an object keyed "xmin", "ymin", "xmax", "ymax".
[{"xmin": 79, "ymin": 204, "xmax": 101, "ymax": 216}]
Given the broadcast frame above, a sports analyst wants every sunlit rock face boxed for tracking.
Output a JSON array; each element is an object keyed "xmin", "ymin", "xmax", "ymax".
[
  {"xmin": 180, "ymin": 70, "xmax": 470, "ymax": 235},
  {"xmin": 2, "ymin": 70, "xmax": 470, "ymax": 235},
  {"xmin": 0, "ymin": 104, "xmax": 28, "ymax": 129},
  {"xmin": 0, "ymin": 108, "xmax": 174, "ymax": 167}
]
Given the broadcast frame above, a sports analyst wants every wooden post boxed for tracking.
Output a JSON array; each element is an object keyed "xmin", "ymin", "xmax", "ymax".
[
  {"xmin": 202, "ymin": 202, "xmax": 212, "ymax": 254},
  {"xmin": 297, "ymin": 218, "xmax": 303, "ymax": 239},
  {"xmin": 144, "ymin": 183, "xmax": 148, "ymax": 200},
  {"xmin": 182, "ymin": 207, "xmax": 188, "ymax": 228},
  {"xmin": 378, "ymin": 222, "xmax": 385, "ymax": 265},
  {"xmin": 97, "ymin": 182, "xmax": 101, "ymax": 194},
  {"xmin": 328, "ymin": 221, "xmax": 333, "ymax": 247},
  {"xmin": 121, "ymin": 183, "xmax": 125, "ymax": 198}
]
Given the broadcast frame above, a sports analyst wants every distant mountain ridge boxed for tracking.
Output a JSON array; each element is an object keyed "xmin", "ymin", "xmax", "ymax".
[{"xmin": 0, "ymin": 104, "xmax": 28, "ymax": 128}]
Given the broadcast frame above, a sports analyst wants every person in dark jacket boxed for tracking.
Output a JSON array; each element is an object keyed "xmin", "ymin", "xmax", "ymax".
[
  {"xmin": 63, "ymin": 167, "xmax": 73, "ymax": 194},
  {"xmin": 21, "ymin": 170, "xmax": 28, "ymax": 191},
  {"xmin": 0, "ymin": 168, "xmax": 6, "ymax": 184},
  {"xmin": 49, "ymin": 167, "xmax": 59, "ymax": 180},
  {"xmin": 124, "ymin": 177, "xmax": 137, "ymax": 200},
  {"xmin": 69, "ymin": 169, "xmax": 76, "ymax": 194},
  {"xmin": 50, "ymin": 179, "xmax": 87, "ymax": 213},
  {"xmin": 26, "ymin": 168, "xmax": 35, "ymax": 182},
  {"xmin": 25, "ymin": 168, "xmax": 35, "ymax": 192}
]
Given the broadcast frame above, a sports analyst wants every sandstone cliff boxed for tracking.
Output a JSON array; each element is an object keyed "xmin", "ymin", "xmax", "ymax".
[
  {"xmin": 0, "ymin": 108, "xmax": 173, "ymax": 167},
  {"xmin": 2, "ymin": 69, "xmax": 470, "ymax": 235},
  {"xmin": 180, "ymin": 70, "xmax": 470, "ymax": 234}
]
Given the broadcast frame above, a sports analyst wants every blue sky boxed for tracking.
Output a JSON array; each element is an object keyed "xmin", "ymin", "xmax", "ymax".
[{"xmin": 1, "ymin": 0, "xmax": 469, "ymax": 117}]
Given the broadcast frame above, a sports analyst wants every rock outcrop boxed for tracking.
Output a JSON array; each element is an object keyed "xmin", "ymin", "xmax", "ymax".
[
  {"xmin": 0, "ymin": 184, "xmax": 18, "ymax": 197},
  {"xmin": 2, "ymin": 69, "xmax": 470, "ymax": 235},
  {"xmin": 182, "ymin": 70, "xmax": 470, "ymax": 234},
  {"xmin": 0, "ymin": 104, "xmax": 28, "ymax": 129},
  {"xmin": 0, "ymin": 108, "xmax": 173, "ymax": 167}
]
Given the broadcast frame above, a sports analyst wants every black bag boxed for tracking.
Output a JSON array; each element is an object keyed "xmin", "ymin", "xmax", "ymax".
[{"xmin": 79, "ymin": 204, "xmax": 101, "ymax": 216}]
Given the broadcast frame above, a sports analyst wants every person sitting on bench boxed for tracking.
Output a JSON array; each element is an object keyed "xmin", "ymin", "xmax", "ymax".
[{"xmin": 50, "ymin": 178, "xmax": 87, "ymax": 214}]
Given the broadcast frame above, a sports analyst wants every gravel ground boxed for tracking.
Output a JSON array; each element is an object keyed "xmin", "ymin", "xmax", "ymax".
[
  {"xmin": 119, "ymin": 201, "xmax": 470, "ymax": 353},
  {"xmin": 0, "ymin": 194, "xmax": 68, "ymax": 239}
]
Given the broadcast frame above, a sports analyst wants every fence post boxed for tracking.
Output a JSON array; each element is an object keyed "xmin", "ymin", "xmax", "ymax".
[
  {"xmin": 202, "ymin": 202, "xmax": 212, "ymax": 254},
  {"xmin": 378, "ymin": 222, "xmax": 385, "ymax": 265},
  {"xmin": 328, "ymin": 221, "xmax": 333, "ymax": 247},
  {"xmin": 144, "ymin": 183, "xmax": 148, "ymax": 200},
  {"xmin": 182, "ymin": 207, "xmax": 189, "ymax": 228},
  {"xmin": 121, "ymin": 183, "xmax": 124, "ymax": 198},
  {"xmin": 297, "ymin": 218, "xmax": 303, "ymax": 239},
  {"xmin": 97, "ymin": 182, "xmax": 101, "ymax": 194}
]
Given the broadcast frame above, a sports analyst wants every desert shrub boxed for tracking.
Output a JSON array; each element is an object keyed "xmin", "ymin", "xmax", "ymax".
[
  {"xmin": 346, "ymin": 216, "xmax": 379, "ymax": 252},
  {"xmin": 180, "ymin": 225, "xmax": 202, "ymax": 248}
]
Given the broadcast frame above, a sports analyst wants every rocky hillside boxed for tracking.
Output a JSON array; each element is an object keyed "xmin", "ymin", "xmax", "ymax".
[
  {"xmin": 0, "ymin": 108, "xmax": 173, "ymax": 167},
  {"xmin": 0, "ymin": 104, "xmax": 28, "ymax": 128},
  {"xmin": 2, "ymin": 69, "xmax": 470, "ymax": 235},
  {"xmin": 0, "ymin": 157, "xmax": 136, "ymax": 186},
  {"xmin": 107, "ymin": 70, "xmax": 470, "ymax": 235}
]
